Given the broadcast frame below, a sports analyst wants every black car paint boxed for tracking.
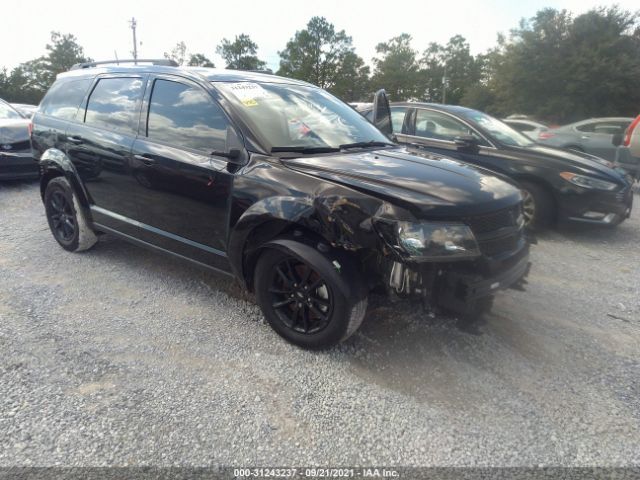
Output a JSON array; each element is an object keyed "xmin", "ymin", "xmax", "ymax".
[
  {"xmin": 371, "ymin": 102, "xmax": 633, "ymax": 225},
  {"xmin": 0, "ymin": 114, "xmax": 39, "ymax": 180},
  {"xmin": 32, "ymin": 66, "xmax": 529, "ymax": 316}
]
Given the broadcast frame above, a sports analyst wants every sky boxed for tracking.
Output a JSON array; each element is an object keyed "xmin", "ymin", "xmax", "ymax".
[{"xmin": 2, "ymin": 0, "xmax": 638, "ymax": 72}]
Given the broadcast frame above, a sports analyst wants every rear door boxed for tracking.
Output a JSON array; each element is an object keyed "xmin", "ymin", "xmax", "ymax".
[
  {"xmin": 130, "ymin": 75, "xmax": 235, "ymax": 269},
  {"xmin": 65, "ymin": 75, "xmax": 147, "ymax": 229}
]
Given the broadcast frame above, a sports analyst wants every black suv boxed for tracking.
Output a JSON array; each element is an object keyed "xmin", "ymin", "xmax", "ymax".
[{"xmin": 31, "ymin": 60, "xmax": 530, "ymax": 349}]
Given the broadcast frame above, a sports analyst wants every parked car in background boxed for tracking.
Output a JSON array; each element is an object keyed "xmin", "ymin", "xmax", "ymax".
[
  {"xmin": 32, "ymin": 60, "xmax": 531, "ymax": 349},
  {"xmin": 365, "ymin": 96, "xmax": 633, "ymax": 230},
  {"xmin": 11, "ymin": 103, "xmax": 38, "ymax": 119},
  {"xmin": 502, "ymin": 118, "xmax": 548, "ymax": 140},
  {"xmin": 613, "ymin": 114, "xmax": 640, "ymax": 181},
  {"xmin": 0, "ymin": 98, "xmax": 38, "ymax": 180},
  {"xmin": 536, "ymin": 117, "xmax": 633, "ymax": 161}
]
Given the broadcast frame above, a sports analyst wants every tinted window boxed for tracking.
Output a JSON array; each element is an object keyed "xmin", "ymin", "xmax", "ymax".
[
  {"xmin": 85, "ymin": 77, "xmax": 144, "ymax": 134},
  {"xmin": 147, "ymin": 79, "xmax": 228, "ymax": 152},
  {"xmin": 414, "ymin": 109, "xmax": 483, "ymax": 143},
  {"xmin": 40, "ymin": 78, "xmax": 92, "ymax": 120},
  {"xmin": 391, "ymin": 107, "xmax": 407, "ymax": 133}
]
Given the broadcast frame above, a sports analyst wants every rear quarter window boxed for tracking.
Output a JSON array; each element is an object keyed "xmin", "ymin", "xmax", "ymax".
[{"xmin": 39, "ymin": 78, "xmax": 93, "ymax": 120}]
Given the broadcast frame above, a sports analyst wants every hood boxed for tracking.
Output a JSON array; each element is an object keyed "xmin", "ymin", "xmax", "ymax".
[
  {"xmin": 0, "ymin": 118, "xmax": 30, "ymax": 145},
  {"xmin": 509, "ymin": 144, "xmax": 625, "ymax": 181},
  {"xmin": 282, "ymin": 147, "xmax": 521, "ymax": 217}
]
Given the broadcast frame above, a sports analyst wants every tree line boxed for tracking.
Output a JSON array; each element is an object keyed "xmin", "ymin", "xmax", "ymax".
[{"xmin": 2, "ymin": 6, "xmax": 639, "ymax": 123}]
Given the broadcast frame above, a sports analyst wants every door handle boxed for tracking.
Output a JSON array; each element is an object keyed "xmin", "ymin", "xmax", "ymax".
[
  {"xmin": 67, "ymin": 136, "xmax": 83, "ymax": 144},
  {"xmin": 134, "ymin": 154, "xmax": 156, "ymax": 166}
]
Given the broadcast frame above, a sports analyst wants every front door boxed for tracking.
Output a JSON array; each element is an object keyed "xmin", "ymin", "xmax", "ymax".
[
  {"xmin": 130, "ymin": 76, "xmax": 235, "ymax": 269},
  {"xmin": 398, "ymin": 108, "xmax": 493, "ymax": 167}
]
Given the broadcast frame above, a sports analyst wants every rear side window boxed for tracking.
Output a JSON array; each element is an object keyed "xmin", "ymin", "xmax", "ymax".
[
  {"xmin": 146, "ymin": 79, "xmax": 229, "ymax": 152},
  {"xmin": 40, "ymin": 78, "xmax": 92, "ymax": 120},
  {"xmin": 84, "ymin": 77, "xmax": 144, "ymax": 134}
]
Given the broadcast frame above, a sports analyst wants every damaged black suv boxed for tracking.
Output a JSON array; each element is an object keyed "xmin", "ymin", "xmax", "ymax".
[{"xmin": 32, "ymin": 60, "xmax": 530, "ymax": 349}]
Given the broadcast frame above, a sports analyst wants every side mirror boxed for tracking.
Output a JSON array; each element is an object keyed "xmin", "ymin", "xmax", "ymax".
[
  {"xmin": 211, "ymin": 147, "xmax": 244, "ymax": 164},
  {"xmin": 454, "ymin": 135, "xmax": 479, "ymax": 152},
  {"xmin": 612, "ymin": 132, "xmax": 623, "ymax": 147},
  {"xmin": 371, "ymin": 89, "xmax": 392, "ymax": 137}
]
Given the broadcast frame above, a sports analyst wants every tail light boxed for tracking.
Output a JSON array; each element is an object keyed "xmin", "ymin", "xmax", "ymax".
[
  {"xmin": 27, "ymin": 121, "xmax": 33, "ymax": 138},
  {"xmin": 623, "ymin": 115, "xmax": 640, "ymax": 147},
  {"xmin": 538, "ymin": 130, "xmax": 555, "ymax": 140}
]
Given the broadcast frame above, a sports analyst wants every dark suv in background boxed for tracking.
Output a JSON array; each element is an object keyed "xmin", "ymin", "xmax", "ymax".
[{"xmin": 31, "ymin": 60, "xmax": 530, "ymax": 349}]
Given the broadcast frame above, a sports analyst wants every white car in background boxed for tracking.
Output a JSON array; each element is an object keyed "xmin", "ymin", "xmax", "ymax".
[{"xmin": 502, "ymin": 118, "xmax": 549, "ymax": 140}]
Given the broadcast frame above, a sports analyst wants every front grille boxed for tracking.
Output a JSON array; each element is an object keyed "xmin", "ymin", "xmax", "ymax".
[
  {"xmin": 462, "ymin": 205, "xmax": 519, "ymax": 233},
  {"xmin": 615, "ymin": 187, "xmax": 629, "ymax": 203},
  {"xmin": 477, "ymin": 234, "xmax": 520, "ymax": 257},
  {"xmin": 463, "ymin": 205, "xmax": 524, "ymax": 258}
]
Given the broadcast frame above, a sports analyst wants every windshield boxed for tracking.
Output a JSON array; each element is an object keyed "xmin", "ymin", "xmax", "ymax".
[
  {"xmin": 0, "ymin": 101, "xmax": 23, "ymax": 120},
  {"xmin": 463, "ymin": 110, "xmax": 534, "ymax": 147},
  {"xmin": 214, "ymin": 82, "xmax": 390, "ymax": 151}
]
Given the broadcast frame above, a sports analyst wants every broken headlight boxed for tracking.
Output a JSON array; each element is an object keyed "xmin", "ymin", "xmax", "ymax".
[{"xmin": 378, "ymin": 220, "xmax": 481, "ymax": 260}]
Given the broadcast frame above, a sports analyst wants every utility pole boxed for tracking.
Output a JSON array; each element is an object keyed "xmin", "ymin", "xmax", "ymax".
[
  {"xmin": 129, "ymin": 17, "xmax": 138, "ymax": 63},
  {"xmin": 442, "ymin": 63, "xmax": 447, "ymax": 104}
]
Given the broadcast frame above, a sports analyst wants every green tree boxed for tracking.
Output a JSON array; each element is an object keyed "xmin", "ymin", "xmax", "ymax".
[
  {"xmin": 188, "ymin": 53, "xmax": 215, "ymax": 67},
  {"xmin": 328, "ymin": 51, "xmax": 370, "ymax": 102},
  {"xmin": 277, "ymin": 16, "xmax": 367, "ymax": 96},
  {"xmin": 217, "ymin": 34, "xmax": 266, "ymax": 70},
  {"xmin": 0, "ymin": 31, "xmax": 89, "ymax": 103},
  {"xmin": 164, "ymin": 41, "xmax": 188, "ymax": 66},
  {"xmin": 484, "ymin": 7, "xmax": 640, "ymax": 122},
  {"xmin": 371, "ymin": 34, "xmax": 421, "ymax": 101},
  {"xmin": 419, "ymin": 36, "xmax": 480, "ymax": 104}
]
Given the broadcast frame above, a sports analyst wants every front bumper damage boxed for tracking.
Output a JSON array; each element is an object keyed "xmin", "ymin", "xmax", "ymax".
[
  {"xmin": 436, "ymin": 254, "xmax": 531, "ymax": 315},
  {"xmin": 387, "ymin": 244, "xmax": 531, "ymax": 317}
]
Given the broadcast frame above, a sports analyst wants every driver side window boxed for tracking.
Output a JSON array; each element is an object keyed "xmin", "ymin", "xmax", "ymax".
[{"xmin": 414, "ymin": 109, "xmax": 483, "ymax": 144}]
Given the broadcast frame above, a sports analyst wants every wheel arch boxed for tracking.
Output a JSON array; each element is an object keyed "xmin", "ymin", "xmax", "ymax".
[
  {"xmin": 511, "ymin": 174, "xmax": 559, "ymax": 223},
  {"xmin": 228, "ymin": 195, "xmax": 380, "ymax": 291},
  {"xmin": 39, "ymin": 148, "xmax": 93, "ymax": 221}
]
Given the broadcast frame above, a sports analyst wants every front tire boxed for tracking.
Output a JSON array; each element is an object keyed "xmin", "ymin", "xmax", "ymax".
[
  {"xmin": 519, "ymin": 181, "xmax": 554, "ymax": 230},
  {"xmin": 44, "ymin": 176, "xmax": 97, "ymax": 252},
  {"xmin": 254, "ymin": 243, "xmax": 367, "ymax": 350}
]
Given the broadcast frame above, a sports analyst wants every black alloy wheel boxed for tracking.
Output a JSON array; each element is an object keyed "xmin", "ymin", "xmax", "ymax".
[
  {"xmin": 269, "ymin": 257, "xmax": 333, "ymax": 335},
  {"xmin": 254, "ymin": 243, "xmax": 367, "ymax": 349},
  {"xmin": 48, "ymin": 190, "xmax": 77, "ymax": 243}
]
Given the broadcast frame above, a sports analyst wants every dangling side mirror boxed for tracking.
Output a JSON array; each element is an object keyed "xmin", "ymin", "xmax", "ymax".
[{"xmin": 371, "ymin": 89, "xmax": 392, "ymax": 137}]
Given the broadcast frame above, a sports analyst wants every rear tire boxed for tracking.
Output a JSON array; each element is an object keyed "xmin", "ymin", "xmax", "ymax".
[
  {"xmin": 254, "ymin": 243, "xmax": 367, "ymax": 350},
  {"xmin": 44, "ymin": 176, "xmax": 97, "ymax": 252},
  {"xmin": 519, "ymin": 181, "xmax": 554, "ymax": 230}
]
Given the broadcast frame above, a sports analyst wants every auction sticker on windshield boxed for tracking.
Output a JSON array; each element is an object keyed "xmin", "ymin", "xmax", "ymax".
[{"xmin": 227, "ymin": 82, "xmax": 271, "ymax": 106}]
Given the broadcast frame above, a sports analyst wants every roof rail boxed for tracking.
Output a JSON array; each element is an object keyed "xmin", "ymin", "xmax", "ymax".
[{"xmin": 70, "ymin": 59, "xmax": 179, "ymax": 70}]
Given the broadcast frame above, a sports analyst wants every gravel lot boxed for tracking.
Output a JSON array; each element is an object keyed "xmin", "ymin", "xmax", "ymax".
[{"xmin": 0, "ymin": 180, "xmax": 639, "ymax": 467}]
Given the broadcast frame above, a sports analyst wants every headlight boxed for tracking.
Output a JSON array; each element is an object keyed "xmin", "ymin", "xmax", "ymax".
[
  {"xmin": 391, "ymin": 222, "xmax": 480, "ymax": 260},
  {"xmin": 560, "ymin": 172, "xmax": 617, "ymax": 191}
]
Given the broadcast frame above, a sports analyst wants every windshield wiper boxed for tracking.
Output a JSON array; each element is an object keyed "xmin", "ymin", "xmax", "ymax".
[
  {"xmin": 338, "ymin": 140, "xmax": 395, "ymax": 150},
  {"xmin": 271, "ymin": 146, "xmax": 340, "ymax": 154}
]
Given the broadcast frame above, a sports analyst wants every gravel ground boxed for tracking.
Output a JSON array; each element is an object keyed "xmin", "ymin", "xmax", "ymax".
[{"xmin": 0, "ymin": 180, "xmax": 639, "ymax": 467}]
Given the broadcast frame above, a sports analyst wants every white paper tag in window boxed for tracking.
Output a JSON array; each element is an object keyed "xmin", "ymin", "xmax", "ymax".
[{"xmin": 227, "ymin": 82, "xmax": 271, "ymax": 105}]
